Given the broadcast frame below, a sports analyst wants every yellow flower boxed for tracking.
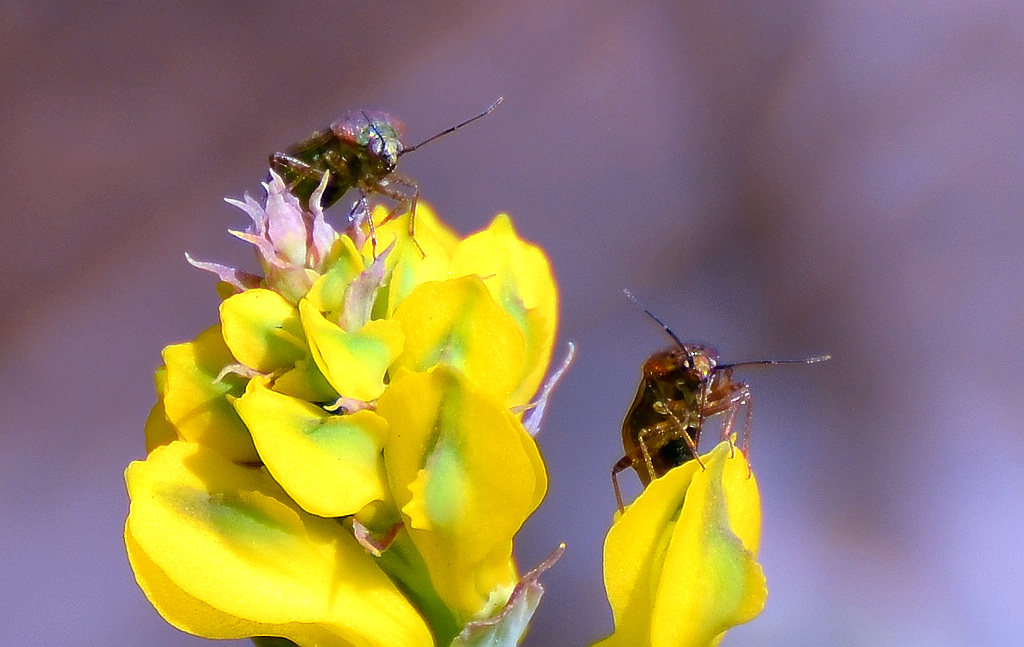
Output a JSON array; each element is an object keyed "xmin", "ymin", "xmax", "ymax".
[
  {"xmin": 449, "ymin": 213, "xmax": 557, "ymax": 407},
  {"xmin": 360, "ymin": 203, "xmax": 459, "ymax": 317},
  {"xmin": 376, "ymin": 366, "xmax": 547, "ymax": 622},
  {"xmin": 125, "ymin": 441, "xmax": 432, "ymax": 647},
  {"xmin": 365, "ymin": 206, "xmax": 557, "ymax": 407},
  {"xmin": 389, "ymin": 276, "xmax": 527, "ymax": 404},
  {"xmin": 127, "ymin": 172, "xmax": 562, "ymax": 647},
  {"xmin": 158, "ymin": 325, "xmax": 257, "ymax": 462},
  {"xmin": 233, "ymin": 377, "xmax": 391, "ymax": 518},
  {"xmin": 595, "ymin": 442, "xmax": 767, "ymax": 647}
]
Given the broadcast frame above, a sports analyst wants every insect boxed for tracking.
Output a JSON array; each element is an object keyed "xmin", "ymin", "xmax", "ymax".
[
  {"xmin": 611, "ymin": 290, "xmax": 830, "ymax": 511},
  {"xmin": 269, "ymin": 97, "xmax": 503, "ymax": 255}
]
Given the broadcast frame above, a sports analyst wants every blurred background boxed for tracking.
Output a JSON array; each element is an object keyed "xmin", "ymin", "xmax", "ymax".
[{"xmin": 2, "ymin": 1, "xmax": 1023, "ymax": 645}]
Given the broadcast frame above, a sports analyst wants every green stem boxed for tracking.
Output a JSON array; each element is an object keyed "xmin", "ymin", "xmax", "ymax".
[{"xmin": 376, "ymin": 528, "xmax": 460, "ymax": 645}]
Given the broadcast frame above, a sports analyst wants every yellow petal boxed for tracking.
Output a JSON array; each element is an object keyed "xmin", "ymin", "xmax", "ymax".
[
  {"xmin": 389, "ymin": 276, "xmax": 527, "ymax": 404},
  {"xmin": 450, "ymin": 214, "xmax": 558, "ymax": 405},
  {"xmin": 144, "ymin": 367, "xmax": 178, "ymax": 453},
  {"xmin": 362, "ymin": 203, "xmax": 456, "ymax": 318},
  {"xmin": 233, "ymin": 377, "xmax": 389, "ymax": 517},
  {"xmin": 126, "ymin": 529, "xmax": 341, "ymax": 644},
  {"xmin": 305, "ymin": 235, "xmax": 366, "ymax": 320},
  {"xmin": 651, "ymin": 445, "xmax": 765, "ymax": 647},
  {"xmin": 299, "ymin": 299, "xmax": 404, "ymax": 401},
  {"xmin": 597, "ymin": 442, "xmax": 765, "ymax": 647},
  {"xmin": 597, "ymin": 462, "xmax": 702, "ymax": 647},
  {"xmin": 376, "ymin": 367, "xmax": 546, "ymax": 620},
  {"xmin": 270, "ymin": 357, "xmax": 338, "ymax": 403},
  {"xmin": 161, "ymin": 326, "xmax": 258, "ymax": 462},
  {"xmin": 219, "ymin": 288, "xmax": 307, "ymax": 372},
  {"xmin": 125, "ymin": 441, "xmax": 433, "ymax": 647}
]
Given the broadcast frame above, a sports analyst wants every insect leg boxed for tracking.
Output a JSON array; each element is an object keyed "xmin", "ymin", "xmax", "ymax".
[
  {"xmin": 611, "ymin": 437, "xmax": 675, "ymax": 513},
  {"xmin": 374, "ymin": 174, "xmax": 424, "ymax": 257},
  {"xmin": 641, "ymin": 410, "xmax": 706, "ymax": 473},
  {"xmin": 718, "ymin": 384, "xmax": 752, "ymax": 463},
  {"xmin": 611, "ymin": 454, "xmax": 635, "ymax": 513},
  {"xmin": 740, "ymin": 386, "xmax": 752, "ymax": 456},
  {"xmin": 389, "ymin": 175, "xmax": 420, "ymax": 248},
  {"xmin": 635, "ymin": 425, "xmax": 659, "ymax": 483},
  {"xmin": 348, "ymin": 191, "xmax": 378, "ymax": 258},
  {"xmin": 270, "ymin": 152, "xmax": 325, "ymax": 188},
  {"xmin": 656, "ymin": 395, "xmax": 706, "ymax": 470}
]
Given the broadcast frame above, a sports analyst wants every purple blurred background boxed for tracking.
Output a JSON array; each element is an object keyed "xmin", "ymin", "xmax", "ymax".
[{"xmin": 3, "ymin": 1, "xmax": 1023, "ymax": 645}]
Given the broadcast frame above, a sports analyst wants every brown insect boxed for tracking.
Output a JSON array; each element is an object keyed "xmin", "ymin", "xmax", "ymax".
[{"xmin": 611, "ymin": 290, "xmax": 829, "ymax": 511}]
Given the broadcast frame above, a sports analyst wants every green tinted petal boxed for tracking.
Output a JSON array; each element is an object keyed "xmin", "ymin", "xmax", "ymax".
[
  {"xmin": 126, "ymin": 529, "xmax": 340, "ymax": 645},
  {"xmin": 390, "ymin": 277, "xmax": 527, "ymax": 403},
  {"xmin": 651, "ymin": 444, "xmax": 765, "ymax": 647},
  {"xmin": 450, "ymin": 214, "xmax": 558, "ymax": 406},
  {"xmin": 220, "ymin": 288, "xmax": 342, "ymax": 403},
  {"xmin": 220, "ymin": 289, "xmax": 307, "ymax": 372},
  {"xmin": 451, "ymin": 545, "xmax": 563, "ymax": 647},
  {"xmin": 385, "ymin": 245, "xmax": 451, "ymax": 318},
  {"xmin": 597, "ymin": 442, "xmax": 765, "ymax": 647},
  {"xmin": 299, "ymin": 299, "xmax": 404, "ymax": 401},
  {"xmin": 598, "ymin": 461, "xmax": 702, "ymax": 646},
  {"xmin": 125, "ymin": 441, "xmax": 433, "ymax": 647},
  {"xmin": 234, "ymin": 377, "xmax": 388, "ymax": 518},
  {"xmin": 376, "ymin": 367, "xmax": 546, "ymax": 620},
  {"xmin": 361, "ymin": 204, "xmax": 456, "ymax": 318},
  {"xmin": 161, "ymin": 326, "xmax": 257, "ymax": 462},
  {"xmin": 271, "ymin": 357, "xmax": 338, "ymax": 404},
  {"xmin": 451, "ymin": 584, "xmax": 539, "ymax": 647},
  {"xmin": 305, "ymin": 235, "xmax": 366, "ymax": 321}
]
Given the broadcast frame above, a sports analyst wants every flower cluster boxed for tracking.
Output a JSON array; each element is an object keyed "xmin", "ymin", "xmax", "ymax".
[{"xmin": 126, "ymin": 173, "xmax": 559, "ymax": 646}]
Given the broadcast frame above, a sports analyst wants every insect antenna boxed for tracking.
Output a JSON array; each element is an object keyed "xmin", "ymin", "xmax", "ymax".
[
  {"xmin": 717, "ymin": 355, "xmax": 831, "ymax": 370},
  {"xmin": 623, "ymin": 289, "xmax": 695, "ymax": 370},
  {"xmin": 401, "ymin": 97, "xmax": 504, "ymax": 155}
]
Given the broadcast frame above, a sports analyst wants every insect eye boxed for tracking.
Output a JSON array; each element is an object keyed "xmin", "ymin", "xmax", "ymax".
[{"xmin": 369, "ymin": 136, "xmax": 385, "ymax": 156}]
